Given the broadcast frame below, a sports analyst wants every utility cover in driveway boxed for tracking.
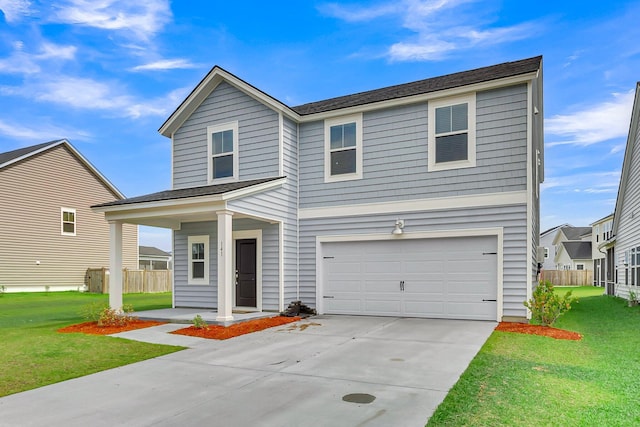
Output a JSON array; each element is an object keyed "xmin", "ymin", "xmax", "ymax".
[{"xmin": 322, "ymin": 236, "xmax": 498, "ymax": 320}]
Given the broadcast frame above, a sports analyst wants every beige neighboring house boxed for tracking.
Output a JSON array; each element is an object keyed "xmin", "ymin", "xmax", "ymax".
[
  {"xmin": 552, "ymin": 226, "xmax": 593, "ymax": 271},
  {"xmin": 0, "ymin": 140, "xmax": 138, "ymax": 292},
  {"xmin": 139, "ymin": 246, "xmax": 172, "ymax": 270},
  {"xmin": 591, "ymin": 214, "xmax": 613, "ymax": 286}
]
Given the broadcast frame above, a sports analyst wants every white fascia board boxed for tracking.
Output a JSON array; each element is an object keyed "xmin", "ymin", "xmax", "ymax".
[
  {"xmin": 297, "ymin": 72, "xmax": 539, "ymax": 123},
  {"xmin": 92, "ymin": 194, "xmax": 227, "ymax": 214},
  {"xmin": 220, "ymin": 177, "xmax": 286, "ymax": 201},
  {"xmin": 299, "ymin": 190, "xmax": 527, "ymax": 219},
  {"xmin": 0, "ymin": 139, "xmax": 65, "ymax": 169},
  {"xmin": 316, "ymin": 227, "xmax": 503, "ymax": 243}
]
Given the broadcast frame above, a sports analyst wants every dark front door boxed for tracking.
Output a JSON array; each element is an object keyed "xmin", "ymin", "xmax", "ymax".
[{"xmin": 236, "ymin": 239, "xmax": 257, "ymax": 307}]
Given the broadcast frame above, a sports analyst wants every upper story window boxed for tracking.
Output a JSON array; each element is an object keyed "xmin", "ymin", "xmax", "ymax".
[
  {"xmin": 61, "ymin": 208, "xmax": 76, "ymax": 236},
  {"xmin": 188, "ymin": 235, "xmax": 209, "ymax": 285},
  {"xmin": 428, "ymin": 93, "xmax": 476, "ymax": 172},
  {"xmin": 207, "ymin": 121, "xmax": 239, "ymax": 183},
  {"xmin": 544, "ymin": 247, "xmax": 549, "ymax": 259},
  {"xmin": 324, "ymin": 113, "xmax": 363, "ymax": 183}
]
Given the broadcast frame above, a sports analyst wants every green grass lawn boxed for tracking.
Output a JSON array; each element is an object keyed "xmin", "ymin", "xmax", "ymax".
[
  {"xmin": 428, "ymin": 286, "xmax": 640, "ymax": 426},
  {"xmin": 0, "ymin": 292, "xmax": 184, "ymax": 397}
]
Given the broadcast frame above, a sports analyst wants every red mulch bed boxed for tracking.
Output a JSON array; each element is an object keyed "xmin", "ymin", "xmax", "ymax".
[
  {"xmin": 171, "ymin": 316, "xmax": 301, "ymax": 340},
  {"xmin": 496, "ymin": 322, "xmax": 582, "ymax": 340},
  {"xmin": 58, "ymin": 320, "xmax": 166, "ymax": 335}
]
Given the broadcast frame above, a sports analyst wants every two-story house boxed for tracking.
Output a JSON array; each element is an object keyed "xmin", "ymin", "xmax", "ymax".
[
  {"xmin": 93, "ymin": 56, "xmax": 544, "ymax": 322},
  {"xmin": 552, "ymin": 226, "xmax": 592, "ymax": 271},
  {"xmin": 0, "ymin": 140, "xmax": 138, "ymax": 292},
  {"xmin": 539, "ymin": 223, "xmax": 570, "ymax": 271}
]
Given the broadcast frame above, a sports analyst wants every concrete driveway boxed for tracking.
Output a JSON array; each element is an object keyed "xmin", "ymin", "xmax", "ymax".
[{"xmin": 0, "ymin": 316, "xmax": 495, "ymax": 427}]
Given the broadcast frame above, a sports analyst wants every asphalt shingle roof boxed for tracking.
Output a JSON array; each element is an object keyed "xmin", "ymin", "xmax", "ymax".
[
  {"xmin": 0, "ymin": 140, "xmax": 61, "ymax": 168},
  {"xmin": 139, "ymin": 246, "xmax": 171, "ymax": 257},
  {"xmin": 561, "ymin": 226, "xmax": 592, "ymax": 240},
  {"xmin": 291, "ymin": 56, "xmax": 542, "ymax": 115},
  {"xmin": 92, "ymin": 177, "xmax": 284, "ymax": 208},
  {"xmin": 562, "ymin": 241, "xmax": 592, "ymax": 260}
]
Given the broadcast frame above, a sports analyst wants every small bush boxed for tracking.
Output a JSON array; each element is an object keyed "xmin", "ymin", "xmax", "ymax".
[
  {"xmin": 0, "ymin": 285, "xmax": 6, "ymax": 296},
  {"xmin": 80, "ymin": 302, "xmax": 108, "ymax": 322},
  {"xmin": 97, "ymin": 304, "xmax": 137, "ymax": 327},
  {"xmin": 524, "ymin": 280, "xmax": 575, "ymax": 326},
  {"xmin": 192, "ymin": 314, "xmax": 208, "ymax": 329}
]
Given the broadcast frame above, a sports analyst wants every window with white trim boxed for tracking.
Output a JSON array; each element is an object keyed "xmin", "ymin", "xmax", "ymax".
[
  {"xmin": 428, "ymin": 93, "xmax": 476, "ymax": 171},
  {"xmin": 207, "ymin": 122, "xmax": 239, "ymax": 183},
  {"xmin": 61, "ymin": 208, "xmax": 76, "ymax": 236},
  {"xmin": 188, "ymin": 235, "xmax": 209, "ymax": 285},
  {"xmin": 324, "ymin": 113, "xmax": 363, "ymax": 182},
  {"xmin": 544, "ymin": 247, "xmax": 549, "ymax": 259},
  {"xmin": 576, "ymin": 263, "xmax": 585, "ymax": 271}
]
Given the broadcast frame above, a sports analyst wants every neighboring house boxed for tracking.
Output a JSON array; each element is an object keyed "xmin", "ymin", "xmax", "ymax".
[
  {"xmin": 93, "ymin": 56, "xmax": 544, "ymax": 322},
  {"xmin": 139, "ymin": 246, "xmax": 172, "ymax": 270},
  {"xmin": 0, "ymin": 140, "xmax": 138, "ymax": 292},
  {"xmin": 539, "ymin": 223, "xmax": 570, "ymax": 271},
  {"xmin": 611, "ymin": 82, "xmax": 640, "ymax": 300},
  {"xmin": 591, "ymin": 214, "xmax": 613, "ymax": 286},
  {"xmin": 552, "ymin": 226, "xmax": 592, "ymax": 270}
]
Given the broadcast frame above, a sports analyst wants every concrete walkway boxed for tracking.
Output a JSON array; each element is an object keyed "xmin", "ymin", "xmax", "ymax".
[{"xmin": 0, "ymin": 316, "xmax": 496, "ymax": 427}]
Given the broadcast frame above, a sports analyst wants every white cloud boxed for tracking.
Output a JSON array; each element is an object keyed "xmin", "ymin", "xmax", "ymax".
[
  {"xmin": 320, "ymin": 0, "xmax": 537, "ymax": 61},
  {"xmin": 0, "ymin": 119, "xmax": 90, "ymax": 141},
  {"xmin": 2, "ymin": 75, "xmax": 172, "ymax": 119},
  {"xmin": 541, "ymin": 171, "xmax": 620, "ymax": 193},
  {"xmin": 0, "ymin": 41, "xmax": 77, "ymax": 74},
  {"xmin": 50, "ymin": 0, "xmax": 172, "ymax": 41},
  {"xmin": 546, "ymin": 90, "xmax": 634, "ymax": 147},
  {"xmin": 0, "ymin": 0, "xmax": 32, "ymax": 23},
  {"xmin": 130, "ymin": 58, "xmax": 198, "ymax": 71}
]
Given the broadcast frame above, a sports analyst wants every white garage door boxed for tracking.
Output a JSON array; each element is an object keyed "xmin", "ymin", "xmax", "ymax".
[{"xmin": 321, "ymin": 236, "xmax": 498, "ymax": 320}]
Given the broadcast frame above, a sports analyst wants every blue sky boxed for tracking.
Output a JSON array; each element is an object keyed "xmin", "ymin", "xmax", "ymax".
[{"xmin": 1, "ymin": 0, "xmax": 638, "ymax": 251}]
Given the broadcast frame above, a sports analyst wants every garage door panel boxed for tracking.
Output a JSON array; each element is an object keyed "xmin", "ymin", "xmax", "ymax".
[{"xmin": 322, "ymin": 236, "xmax": 498, "ymax": 321}]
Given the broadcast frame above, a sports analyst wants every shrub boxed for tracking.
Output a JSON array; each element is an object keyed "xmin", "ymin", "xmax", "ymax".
[
  {"xmin": 97, "ymin": 304, "xmax": 137, "ymax": 327},
  {"xmin": 524, "ymin": 280, "xmax": 575, "ymax": 326},
  {"xmin": 0, "ymin": 285, "xmax": 6, "ymax": 296},
  {"xmin": 80, "ymin": 302, "xmax": 108, "ymax": 322},
  {"xmin": 192, "ymin": 314, "xmax": 208, "ymax": 329}
]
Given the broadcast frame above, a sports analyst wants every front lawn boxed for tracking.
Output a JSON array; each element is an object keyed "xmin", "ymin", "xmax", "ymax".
[
  {"xmin": 0, "ymin": 292, "xmax": 184, "ymax": 397},
  {"xmin": 428, "ymin": 286, "xmax": 639, "ymax": 426}
]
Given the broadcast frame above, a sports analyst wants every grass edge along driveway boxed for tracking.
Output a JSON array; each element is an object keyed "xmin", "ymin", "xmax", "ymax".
[
  {"xmin": 428, "ymin": 286, "xmax": 639, "ymax": 426},
  {"xmin": 0, "ymin": 292, "xmax": 184, "ymax": 397}
]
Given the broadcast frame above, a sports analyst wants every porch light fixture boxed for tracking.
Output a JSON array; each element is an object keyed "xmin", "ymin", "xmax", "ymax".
[{"xmin": 392, "ymin": 219, "xmax": 405, "ymax": 235}]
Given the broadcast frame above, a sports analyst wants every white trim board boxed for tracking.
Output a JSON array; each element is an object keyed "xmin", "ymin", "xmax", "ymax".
[
  {"xmin": 299, "ymin": 191, "xmax": 527, "ymax": 219},
  {"xmin": 315, "ymin": 227, "xmax": 504, "ymax": 321}
]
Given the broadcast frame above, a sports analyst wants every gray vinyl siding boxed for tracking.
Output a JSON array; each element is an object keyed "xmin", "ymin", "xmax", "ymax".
[
  {"xmin": 299, "ymin": 204, "xmax": 529, "ymax": 319},
  {"xmin": 0, "ymin": 145, "xmax": 138, "ymax": 291},
  {"xmin": 615, "ymin": 116, "xmax": 640, "ymax": 296},
  {"xmin": 299, "ymin": 84, "xmax": 528, "ymax": 208},
  {"xmin": 173, "ymin": 219, "xmax": 280, "ymax": 310},
  {"xmin": 172, "ymin": 81, "xmax": 280, "ymax": 189}
]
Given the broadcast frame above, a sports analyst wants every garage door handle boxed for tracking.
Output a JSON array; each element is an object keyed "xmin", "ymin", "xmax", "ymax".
[
  {"xmin": 483, "ymin": 299, "xmax": 497, "ymax": 302},
  {"xmin": 400, "ymin": 280, "xmax": 405, "ymax": 291}
]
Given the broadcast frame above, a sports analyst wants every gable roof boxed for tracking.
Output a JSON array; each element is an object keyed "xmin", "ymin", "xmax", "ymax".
[
  {"xmin": 613, "ymin": 82, "xmax": 640, "ymax": 235},
  {"xmin": 159, "ymin": 56, "xmax": 542, "ymax": 137},
  {"xmin": 561, "ymin": 241, "xmax": 592, "ymax": 260},
  {"xmin": 590, "ymin": 213, "xmax": 613, "ymax": 226},
  {"xmin": 139, "ymin": 246, "xmax": 171, "ymax": 257},
  {"xmin": 92, "ymin": 176, "xmax": 284, "ymax": 209},
  {"xmin": 540, "ymin": 223, "xmax": 571, "ymax": 238},
  {"xmin": 0, "ymin": 139, "xmax": 125, "ymax": 199},
  {"xmin": 562, "ymin": 226, "xmax": 592, "ymax": 240}
]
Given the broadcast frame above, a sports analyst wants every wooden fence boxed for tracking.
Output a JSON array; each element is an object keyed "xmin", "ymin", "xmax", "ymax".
[
  {"xmin": 85, "ymin": 268, "xmax": 172, "ymax": 294},
  {"xmin": 541, "ymin": 270, "xmax": 593, "ymax": 286}
]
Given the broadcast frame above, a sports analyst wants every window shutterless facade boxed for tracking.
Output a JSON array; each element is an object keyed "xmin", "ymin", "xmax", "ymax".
[
  {"xmin": 324, "ymin": 113, "xmax": 363, "ymax": 182},
  {"xmin": 207, "ymin": 121, "xmax": 239, "ymax": 183},
  {"xmin": 61, "ymin": 208, "xmax": 76, "ymax": 236},
  {"xmin": 428, "ymin": 93, "xmax": 476, "ymax": 172},
  {"xmin": 188, "ymin": 235, "xmax": 209, "ymax": 285}
]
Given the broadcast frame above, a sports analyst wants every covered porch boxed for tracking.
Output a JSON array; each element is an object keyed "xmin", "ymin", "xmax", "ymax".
[{"xmin": 92, "ymin": 177, "xmax": 287, "ymax": 322}]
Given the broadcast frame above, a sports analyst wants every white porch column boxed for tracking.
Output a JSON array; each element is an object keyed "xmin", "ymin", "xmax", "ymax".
[
  {"xmin": 216, "ymin": 210, "xmax": 234, "ymax": 321},
  {"xmin": 109, "ymin": 221, "xmax": 123, "ymax": 310}
]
